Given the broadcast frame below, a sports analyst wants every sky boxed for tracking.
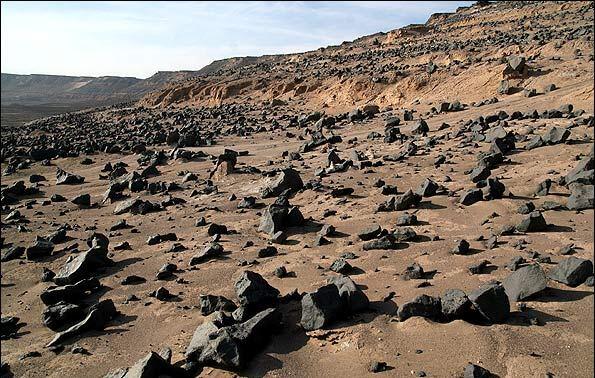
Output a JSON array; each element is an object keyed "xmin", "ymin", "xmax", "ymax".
[{"xmin": 1, "ymin": 1, "xmax": 473, "ymax": 79}]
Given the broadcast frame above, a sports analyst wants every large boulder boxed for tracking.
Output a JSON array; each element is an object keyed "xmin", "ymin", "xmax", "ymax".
[
  {"xmin": 327, "ymin": 275, "xmax": 369, "ymax": 313},
  {"xmin": 564, "ymin": 149, "xmax": 593, "ymax": 186},
  {"xmin": 234, "ymin": 271, "xmax": 279, "ymax": 319},
  {"xmin": 113, "ymin": 198, "xmax": 161, "ymax": 215},
  {"xmin": 397, "ymin": 294, "xmax": 441, "ymax": 321},
  {"xmin": 199, "ymin": 295, "xmax": 237, "ymax": 316},
  {"xmin": 463, "ymin": 363, "xmax": 493, "ymax": 378},
  {"xmin": 300, "ymin": 276, "xmax": 369, "ymax": 331},
  {"xmin": 502, "ymin": 264, "xmax": 547, "ymax": 301},
  {"xmin": 441, "ymin": 289, "xmax": 472, "ymax": 321},
  {"xmin": 1, "ymin": 246, "xmax": 25, "ymax": 262},
  {"xmin": 258, "ymin": 203, "xmax": 304, "ymax": 235},
  {"xmin": 543, "ymin": 127, "xmax": 570, "ymax": 145},
  {"xmin": 40, "ymin": 278, "xmax": 102, "ymax": 305},
  {"xmin": 185, "ymin": 308, "xmax": 281, "ymax": 370},
  {"xmin": 468, "ymin": 283, "xmax": 510, "ymax": 324},
  {"xmin": 567, "ymin": 184, "xmax": 594, "ymax": 210},
  {"xmin": 189, "ymin": 243, "xmax": 224, "ymax": 265},
  {"xmin": 106, "ymin": 351, "xmax": 189, "ymax": 378},
  {"xmin": 516, "ymin": 211, "xmax": 547, "ymax": 233},
  {"xmin": 54, "ymin": 246, "xmax": 113, "ymax": 285},
  {"xmin": 503, "ymin": 55, "xmax": 527, "ymax": 78},
  {"xmin": 25, "ymin": 239, "xmax": 54, "ymax": 260},
  {"xmin": 47, "ymin": 299, "xmax": 117, "ymax": 347},
  {"xmin": 300, "ymin": 284, "xmax": 343, "ymax": 331},
  {"xmin": 42, "ymin": 302, "xmax": 84, "ymax": 331},
  {"xmin": 548, "ymin": 257, "xmax": 593, "ymax": 287},
  {"xmin": 459, "ymin": 189, "xmax": 483, "ymax": 206},
  {"xmin": 56, "ymin": 168, "xmax": 85, "ymax": 185},
  {"xmin": 261, "ymin": 168, "xmax": 303, "ymax": 198}
]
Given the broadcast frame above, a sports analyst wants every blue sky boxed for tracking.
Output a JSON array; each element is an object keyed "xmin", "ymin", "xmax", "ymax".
[{"xmin": 1, "ymin": 1, "xmax": 472, "ymax": 79}]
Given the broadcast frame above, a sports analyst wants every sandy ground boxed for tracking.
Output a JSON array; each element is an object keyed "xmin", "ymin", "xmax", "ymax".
[{"xmin": 1, "ymin": 82, "xmax": 593, "ymax": 377}]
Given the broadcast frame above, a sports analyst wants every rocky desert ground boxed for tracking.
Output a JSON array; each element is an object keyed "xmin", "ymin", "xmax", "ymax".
[{"xmin": 1, "ymin": 1, "xmax": 594, "ymax": 377}]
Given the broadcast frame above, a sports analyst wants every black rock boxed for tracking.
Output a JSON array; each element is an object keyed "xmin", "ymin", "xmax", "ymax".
[
  {"xmin": 54, "ymin": 246, "xmax": 112, "ymax": 285},
  {"xmin": 394, "ymin": 190, "xmax": 422, "ymax": 210},
  {"xmin": 440, "ymin": 289, "xmax": 472, "ymax": 321},
  {"xmin": 234, "ymin": 271, "xmax": 279, "ymax": 319},
  {"xmin": 515, "ymin": 211, "xmax": 547, "ymax": 233},
  {"xmin": 534, "ymin": 179, "xmax": 552, "ymax": 196},
  {"xmin": 199, "ymin": 294, "xmax": 238, "ymax": 316},
  {"xmin": 502, "ymin": 264, "xmax": 547, "ymax": 301},
  {"xmin": 358, "ymin": 225, "xmax": 382, "ymax": 241},
  {"xmin": 121, "ymin": 275, "xmax": 146, "ymax": 285},
  {"xmin": 396, "ymin": 213, "xmax": 417, "ymax": 226},
  {"xmin": 258, "ymin": 203, "xmax": 304, "ymax": 235},
  {"xmin": 71, "ymin": 194, "xmax": 91, "ymax": 207},
  {"xmin": 567, "ymin": 184, "xmax": 594, "ymax": 210},
  {"xmin": 470, "ymin": 166, "xmax": 490, "ymax": 183},
  {"xmin": 416, "ymin": 178, "xmax": 438, "ymax": 197},
  {"xmin": 150, "ymin": 287, "xmax": 173, "ymax": 301},
  {"xmin": 468, "ymin": 283, "xmax": 510, "ymax": 324},
  {"xmin": 517, "ymin": 201, "xmax": 535, "ymax": 214},
  {"xmin": 40, "ymin": 277, "xmax": 101, "ymax": 305},
  {"xmin": 403, "ymin": 262, "xmax": 424, "ymax": 280},
  {"xmin": 41, "ymin": 267, "xmax": 56, "ymax": 282},
  {"xmin": 330, "ymin": 258, "xmax": 352, "ymax": 274},
  {"xmin": 261, "ymin": 168, "xmax": 304, "ymax": 198},
  {"xmin": 300, "ymin": 284, "xmax": 342, "ymax": 331},
  {"xmin": 363, "ymin": 235, "xmax": 401, "ymax": 250},
  {"xmin": 327, "ymin": 275, "xmax": 369, "ymax": 313},
  {"xmin": 42, "ymin": 302, "xmax": 84, "ymax": 331},
  {"xmin": 548, "ymin": 257, "xmax": 593, "ymax": 287},
  {"xmin": 1, "ymin": 316, "xmax": 24, "ymax": 339},
  {"xmin": 1, "ymin": 245, "xmax": 25, "ymax": 262},
  {"xmin": 190, "ymin": 243, "xmax": 224, "ymax": 265},
  {"xmin": 185, "ymin": 307, "xmax": 281, "ymax": 370},
  {"xmin": 25, "ymin": 239, "xmax": 54, "ymax": 260},
  {"xmin": 56, "ymin": 168, "xmax": 85, "ymax": 185},
  {"xmin": 468, "ymin": 260, "xmax": 490, "ymax": 275},
  {"xmin": 397, "ymin": 294, "xmax": 441, "ymax": 321},
  {"xmin": 46, "ymin": 299, "xmax": 117, "ymax": 347},
  {"xmin": 464, "ymin": 363, "xmax": 493, "ymax": 378},
  {"xmin": 237, "ymin": 196, "xmax": 257, "ymax": 209},
  {"xmin": 207, "ymin": 223, "xmax": 228, "ymax": 236},
  {"xmin": 258, "ymin": 246, "xmax": 278, "ymax": 258},
  {"xmin": 543, "ymin": 126, "xmax": 570, "ymax": 145},
  {"xmin": 460, "ymin": 189, "xmax": 483, "ymax": 206},
  {"xmin": 369, "ymin": 361, "xmax": 388, "ymax": 373},
  {"xmin": 156, "ymin": 263, "xmax": 177, "ymax": 280},
  {"xmin": 452, "ymin": 240, "xmax": 470, "ymax": 255},
  {"xmin": 107, "ymin": 350, "xmax": 189, "ymax": 378}
]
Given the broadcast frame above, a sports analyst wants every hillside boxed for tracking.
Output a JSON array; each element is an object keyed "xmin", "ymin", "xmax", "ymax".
[
  {"xmin": 0, "ymin": 71, "xmax": 201, "ymax": 107},
  {"xmin": 140, "ymin": 1, "xmax": 594, "ymax": 112}
]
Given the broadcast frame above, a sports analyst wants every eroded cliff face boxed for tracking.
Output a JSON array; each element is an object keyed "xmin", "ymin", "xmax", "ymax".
[{"xmin": 139, "ymin": 1, "xmax": 594, "ymax": 112}]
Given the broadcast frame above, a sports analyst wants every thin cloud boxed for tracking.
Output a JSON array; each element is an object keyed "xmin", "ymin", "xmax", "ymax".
[{"xmin": 1, "ymin": 1, "xmax": 473, "ymax": 78}]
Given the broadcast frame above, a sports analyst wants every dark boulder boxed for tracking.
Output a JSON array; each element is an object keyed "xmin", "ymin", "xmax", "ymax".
[
  {"xmin": 234, "ymin": 271, "xmax": 279, "ymax": 319},
  {"xmin": 468, "ymin": 283, "xmax": 510, "ymax": 324},
  {"xmin": 440, "ymin": 289, "xmax": 472, "ymax": 321},
  {"xmin": 56, "ymin": 168, "xmax": 85, "ymax": 185},
  {"xmin": 548, "ymin": 257, "xmax": 593, "ymax": 287},
  {"xmin": 397, "ymin": 294, "xmax": 441, "ymax": 321},
  {"xmin": 46, "ymin": 299, "xmax": 117, "ymax": 347},
  {"xmin": 261, "ymin": 168, "xmax": 303, "ymax": 198},
  {"xmin": 516, "ymin": 211, "xmax": 547, "ymax": 233},
  {"xmin": 300, "ymin": 284, "xmax": 343, "ymax": 331},
  {"xmin": 502, "ymin": 264, "xmax": 547, "ymax": 301}
]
